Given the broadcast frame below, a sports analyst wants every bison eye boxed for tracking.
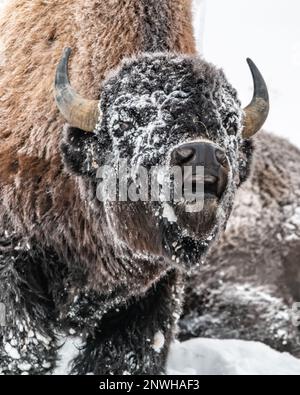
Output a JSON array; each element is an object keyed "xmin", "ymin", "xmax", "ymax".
[
  {"xmin": 215, "ymin": 149, "xmax": 229, "ymax": 167},
  {"xmin": 118, "ymin": 121, "xmax": 133, "ymax": 132},
  {"xmin": 227, "ymin": 125, "xmax": 237, "ymax": 136}
]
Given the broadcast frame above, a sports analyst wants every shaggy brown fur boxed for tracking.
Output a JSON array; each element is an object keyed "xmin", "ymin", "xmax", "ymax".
[{"xmin": 0, "ymin": 0, "xmax": 196, "ymax": 292}]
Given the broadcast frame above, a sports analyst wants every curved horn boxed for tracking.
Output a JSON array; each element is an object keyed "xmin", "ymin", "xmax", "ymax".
[
  {"xmin": 243, "ymin": 58, "xmax": 269, "ymax": 138},
  {"xmin": 54, "ymin": 48, "xmax": 100, "ymax": 132}
]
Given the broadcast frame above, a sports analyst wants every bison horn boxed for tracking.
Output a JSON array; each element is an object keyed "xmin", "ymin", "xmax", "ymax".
[
  {"xmin": 54, "ymin": 48, "xmax": 100, "ymax": 132},
  {"xmin": 243, "ymin": 58, "xmax": 269, "ymax": 138}
]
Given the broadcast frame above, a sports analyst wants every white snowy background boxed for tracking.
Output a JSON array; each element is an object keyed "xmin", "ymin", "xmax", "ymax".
[
  {"xmin": 0, "ymin": 0, "xmax": 300, "ymax": 375},
  {"xmin": 201, "ymin": 0, "xmax": 300, "ymax": 148}
]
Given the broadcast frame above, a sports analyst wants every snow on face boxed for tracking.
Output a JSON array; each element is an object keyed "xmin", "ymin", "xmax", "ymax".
[
  {"xmin": 95, "ymin": 53, "xmax": 245, "ymax": 267},
  {"xmin": 99, "ymin": 53, "xmax": 243, "ymax": 170}
]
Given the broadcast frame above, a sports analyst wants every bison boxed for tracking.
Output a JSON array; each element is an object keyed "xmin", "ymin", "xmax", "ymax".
[{"xmin": 0, "ymin": 0, "xmax": 269, "ymax": 374}]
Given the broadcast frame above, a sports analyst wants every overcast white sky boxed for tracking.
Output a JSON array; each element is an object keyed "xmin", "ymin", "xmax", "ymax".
[{"xmin": 201, "ymin": 0, "xmax": 300, "ymax": 147}]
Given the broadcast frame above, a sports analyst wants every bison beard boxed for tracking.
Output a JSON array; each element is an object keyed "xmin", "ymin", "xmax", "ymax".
[{"xmin": 175, "ymin": 200, "xmax": 219, "ymax": 240}]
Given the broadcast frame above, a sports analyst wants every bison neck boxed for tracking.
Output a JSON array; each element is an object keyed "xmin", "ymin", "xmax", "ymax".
[
  {"xmin": 137, "ymin": 0, "xmax": 196, "ymax": 53},
  {"xmin": 72, "ymin": 0, "xmax": 196, "ymax": 97}
]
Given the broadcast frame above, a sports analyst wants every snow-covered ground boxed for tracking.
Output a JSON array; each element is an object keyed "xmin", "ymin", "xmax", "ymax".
[
  {"xmin": 54, "ymin": 336, "xmax": 300, "ymax": 375},
  {"xmin": 0, "ymin": 0, "xmax": 299, "ymax": 376},
  {"xmin": 168, "ymin": 338, "xmax": 300, "ymax": 375}
]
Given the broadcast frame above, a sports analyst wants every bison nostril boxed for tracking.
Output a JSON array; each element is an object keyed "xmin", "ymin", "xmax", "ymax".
[
  {"xmin": 173, "ymin": 147, "xmax": 195, "ymax": 165},
  {"xmin": 215, "ymin": 149, "xmax": 228, "ymax": 167}
]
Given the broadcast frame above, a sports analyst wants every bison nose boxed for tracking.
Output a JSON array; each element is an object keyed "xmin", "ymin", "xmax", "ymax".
[{"xmin": 171, "ymin": 142, "xmax": 229, "ymax": 199}]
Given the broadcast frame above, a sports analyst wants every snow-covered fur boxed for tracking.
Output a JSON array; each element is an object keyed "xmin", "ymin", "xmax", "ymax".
[
  {"xmin": 0, "ymin": 0, "xmax": 259, "ymax": 374},
  {"xmin": 181, "ymin": 132, "xmax": 300, "ymax": 358},
  {"xmin": 86, "ymin": 52, "xmax": 246, "ymax": 269}
]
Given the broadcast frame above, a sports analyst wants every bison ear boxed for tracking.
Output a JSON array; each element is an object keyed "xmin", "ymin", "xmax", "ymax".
[
  {"xmin": 238, "ymin": 139, "xmax": 254, "ymax": 186},
  {"xmin": 61, "ymin": 125, "xmax": 99, "ymax": 176}
]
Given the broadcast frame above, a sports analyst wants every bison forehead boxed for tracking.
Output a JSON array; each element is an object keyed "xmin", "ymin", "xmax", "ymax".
[{"xmin": 102, "ymin": 53, "xmax": 242, "ymax": 120}]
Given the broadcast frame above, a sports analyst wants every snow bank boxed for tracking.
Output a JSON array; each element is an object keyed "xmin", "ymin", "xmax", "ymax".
[
  {"xmin": 167, "ymin": 338, "xmax": 300, "ymax": 375},
  {"xmin": 52, "ymin": 336, "xmax": 83, "ymax": 375},
  {"xmin": 51, "ymin": 337, "xmax": 300, "ymax": 375}
]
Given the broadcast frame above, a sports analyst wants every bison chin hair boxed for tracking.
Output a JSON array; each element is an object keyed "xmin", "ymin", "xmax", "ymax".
[
  {"xmin": 104, "ymin": 198, "xmax": 220, "ymax": 271},
  {"xmin": 105, "ymin": 201, "xmax": 166, "ymax": 257},
  {"xmin": 174, "ymin": 198, "xmax": 219, "ymax": 240}
]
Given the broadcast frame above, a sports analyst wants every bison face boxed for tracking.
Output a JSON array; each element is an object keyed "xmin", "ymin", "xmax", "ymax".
[{"xmin": 56, "ymin": 50, "xmax": 269, "ymax": 270}]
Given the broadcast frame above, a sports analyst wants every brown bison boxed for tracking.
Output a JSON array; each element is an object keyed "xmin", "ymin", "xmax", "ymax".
[{"xmin": 0, "ymin": 0, "xmax": 269, "ymax": 374}]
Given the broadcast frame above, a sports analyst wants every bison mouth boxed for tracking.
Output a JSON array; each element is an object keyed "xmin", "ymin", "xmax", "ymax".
[
  {"xmin": 203, "ymin": 175, "xmax": 219, "ymax": 199},
  {"xmin": 182, "ymin": 172, "xmax": 223, "ymax": 212},
  {"xmin": 175, "ymin": 198, "xmax": 218, "ymax": 238},
  {"xmin": 191, "ymin": 174, "xmax": 219, "ymax": 197},
  {"xmin": 166, "ymin": 171, "xmax": 225, "ymax": 242}
]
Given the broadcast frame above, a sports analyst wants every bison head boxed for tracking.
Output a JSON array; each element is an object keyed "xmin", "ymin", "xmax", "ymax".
[{"xmin": 55, "ymin": 49, "xmax": 269, "ymax": 270}]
